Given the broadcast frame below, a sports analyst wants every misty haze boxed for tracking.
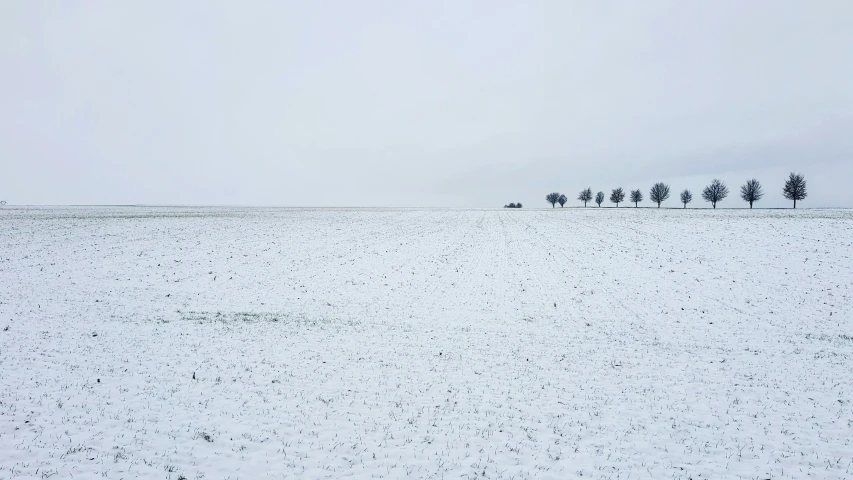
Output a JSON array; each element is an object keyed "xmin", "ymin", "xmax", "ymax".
[{"xmin": 2, "ymin": 2, "xmax": 852, "ymax": 479}]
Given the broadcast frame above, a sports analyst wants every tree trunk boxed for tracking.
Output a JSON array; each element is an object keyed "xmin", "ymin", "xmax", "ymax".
[
  {"xmin": 794, "ymin": 199, "xmax": 797, "ymax": 209},
  {"xmin": 750, "ymin": 201, "xmax": 753, "ymax": 209},
  {"xmin": 713, "ymin": 202, "xmax": 716, "ymax": 209},
  {"xmin": 657, "ymin": 202, "xmax": 661, "ymax": 208}
]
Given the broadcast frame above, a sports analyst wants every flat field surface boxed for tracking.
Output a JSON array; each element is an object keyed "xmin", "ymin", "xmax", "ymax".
[{"xmin": 1, "ymin": 207, "xmax": 852, "ymax": 479}]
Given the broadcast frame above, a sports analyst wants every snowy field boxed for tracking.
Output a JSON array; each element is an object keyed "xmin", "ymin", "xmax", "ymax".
[{"xmin": 2, "ymin": 207, "xmax": 853, "ymax": 480}]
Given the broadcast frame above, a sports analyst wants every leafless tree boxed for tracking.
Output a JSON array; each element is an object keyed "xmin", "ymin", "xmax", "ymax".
[
  {"xmin": 782, "ymin": 172, "xmax": 807, "ymax": 208},
  {"xmin": 680, "ymin": 189, "xmax": 692, "ymax": 208},
  {"xmin": 702, "ymin": 179, "xmax": 729, "ymax": 208},
  {"xmin": 0, "ymin": 201, "xmax": 6, "ymax": 206},
  {"xmin": 610, "ymin": 188, "xmax": 625, "ymax": 207},
  {"xmin": 649, "ymin": 182, "xmax": 671, "ymax": 207},
  {"xmin": 546, "ymin": 192, "xmax": 561, "ymax": 208},
  {"xmin": 557, "ymin": 194, "xmax": 567, "ymax": 207},
  {"xmin": 629, "ymin": 189, "xmax": 643, "ymax": 207},
  {"xmin": 578, "ymin": 188, "xmax": 593, "ymax": 207},
  {"xmin": 595, "ymin": 191, "xmax": 605, "ymax": 207},
  {"xmin": 739, "ymin": 179, "xmax": 763, "ymax": 208}
]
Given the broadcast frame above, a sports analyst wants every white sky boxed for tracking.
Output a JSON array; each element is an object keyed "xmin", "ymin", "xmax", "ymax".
[{"xmin": 2, "ymin": 1, "xmax": 852, "ymax": 207}]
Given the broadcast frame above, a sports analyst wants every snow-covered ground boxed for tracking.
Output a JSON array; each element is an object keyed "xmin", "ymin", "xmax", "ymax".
[{"xmin": 1, "ymin": 207, "xmax": 852, "ymax": 479}]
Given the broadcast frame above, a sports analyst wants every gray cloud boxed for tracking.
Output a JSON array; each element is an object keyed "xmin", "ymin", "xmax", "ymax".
[{"xmin": 2, "ymin": 0, "xmax": 852, "ymax": 207}]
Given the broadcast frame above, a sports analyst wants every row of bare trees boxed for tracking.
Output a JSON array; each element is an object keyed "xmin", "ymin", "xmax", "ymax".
[{"xmin": 546, "ymin": 173, "xmax": 808, "ymax": 209}]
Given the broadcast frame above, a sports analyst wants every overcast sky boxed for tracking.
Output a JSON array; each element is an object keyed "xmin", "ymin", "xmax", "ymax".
[{"xmin": 2, "ymin": 1, "xmax": 852, "ymax": 207}]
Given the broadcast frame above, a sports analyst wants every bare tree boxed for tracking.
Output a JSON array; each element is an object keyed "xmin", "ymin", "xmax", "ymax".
[
  {"xmin": 595, "ymin": 191, "xmax": 605, "ymax": 207},
  {"xmin": 782, "ymin": 172, "xmax": 807, "ymax": 208},
  {"xmin": 739, "ymin": 179, "xmax": 763, "ymax": 208},
  {"xmin": 557, "ymin": 194, "xmax": 567, "ymax": 207},
  {"xmin": 578, "ymin": 188, "xmax": 593, "ymax": 207},
  {"xmin": 516, "ymin": 202, "xmax": 522, "ymax": 208},
  {"xmin": 0, "ymin": 201, "xmax": 6, "ymax": 206},
  {"xmin": 680, "ymin": 189, "xmax": 692, "ymax": 208},
  {"xmin": 649, "ymin": 182, "xmax": 671, "ymax": 207},
  {"xmin": 629, "ymin": 189, "xmax": 643, "ymax": 207},
  {"xmin": 702, "ymin": 179, "xmax": 729, "ymax": 208},
  {"xmin": 546, "ymin": 192, "xmax": 561, "ymax": 208},
  {"xmin": 610, "ymin": 188, "xmax": 625, "ymax": 207}
]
